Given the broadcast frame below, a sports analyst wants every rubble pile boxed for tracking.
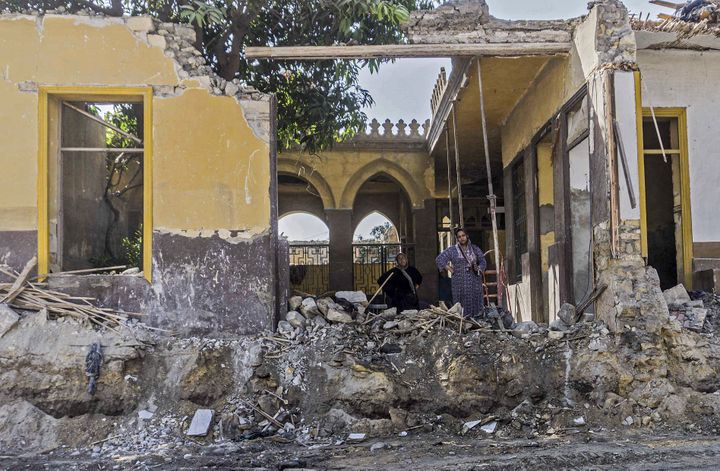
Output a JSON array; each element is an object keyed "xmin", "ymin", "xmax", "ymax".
[
  {"xmin": 664, "ymin": 284, "xmax": 708, "ymax": 331},
  {"xmin": 4, "ymin": 281, "xmax": 720, "ymax": 459},
  {"xmin": 632, "ymin": 0, "xmax": 720, "ymax": 36}
]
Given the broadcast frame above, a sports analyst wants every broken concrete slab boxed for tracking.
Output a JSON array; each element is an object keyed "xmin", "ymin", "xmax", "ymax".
[
  {"xmin": 187, "ymin": 409, "xmax": 214, "ymax": 436},
  {"xmin": 480, "ymin": 421, "xmax": 497, "ymax": 434},
  {"xmin": 663, "ymin": 284, "xmax": 691, "ymax": 306},
  {"xmin": 336, "ymin": 291, "xmax": 367, "ymax": 304},
  {"xmin": 0, "ymin": 303, "xmax": 19, "ymax": 338}
]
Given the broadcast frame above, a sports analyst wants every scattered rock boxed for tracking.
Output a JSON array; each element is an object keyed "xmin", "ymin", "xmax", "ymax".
[
  {"xmin": 327, "ymin": 309, "xmax": 353, "ymax": 324},
  {"xmin": 288, "ymin": 296, "xmax": 303, "ymax": 311},
  {"xmin": 480, "ymin": 421, "xmax": 497, "ymax": 434},
  {"xmin": 186, "ymin": 409, "xmax": 214, "ymax": 436},
  {"xmin": 370, "ymin": 442, "xmax": 387, "ymax": 452},
  {"xmin": 663, "ymin": 284, "xmax": 691, "ymax": 305},
  {"xmin": 300, "ymin": 298, "xmax": 321, "ymax": 318},
  {"xmin": 549, "ymin": 319, "xmax": 568, "ymax": 332},
  {"xmin": 285, "ymin": 311, "xmax": 306, "ymax": 329},
  {"xmin": 557, "ymin": 303, "xmax": 577, "ymax": 326},
  {"xmin": 347, "ymin": 432, "xmax": 366, "ymax": 442},
  {"xmin": 138, "ymin": 410, "xmax": 154, "ymax": 420},
  {"xmin": 573, "ymin": 417, "xmax": 586, "ymax": 426},
  {"xmin": 277, "ymin": 320, "xmax": 294, "ymax": 334},
  {"xmin": 514, "ymin": 321, "xmax": 539, "ymax": 333},
  {"xmin": 548, "ymin": 330, "xmax": 565, "ymax": 340},
  {"xmin": 0, "ymin": 303, "xmax": 19, "ymax": 338},
  {"xmin": 461, "ymin": 420, "xmax": 481, "ymax": 434}
]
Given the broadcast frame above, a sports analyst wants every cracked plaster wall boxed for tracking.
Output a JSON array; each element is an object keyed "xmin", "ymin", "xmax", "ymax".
[{"xmin": 0, "ymin": 13, "xmax": 276, "ymax": 334}]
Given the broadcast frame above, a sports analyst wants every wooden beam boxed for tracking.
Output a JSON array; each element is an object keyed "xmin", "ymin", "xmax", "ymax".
[
  {"xmin": 649, "ymin": 0, "xmax": 683, "ymax": 10},
  {"xmin": 245, "ymin": 43, "xmax": 573, "ymax": 60}
]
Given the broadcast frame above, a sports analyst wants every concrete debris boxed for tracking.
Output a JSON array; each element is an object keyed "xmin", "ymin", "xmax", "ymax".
[
  {"xmin": 288, "ymin": 296, "xmax": 303, "ymax": 311},
  {"xmin": 347, "ymin": 433, "xmax": 367, "ymax": 442},
  {"xmin": 480, "ymin": 421, "xmax": 497, "ymax": 434},
  {"xmin": 0, "ymin": 303, "xmax": 19, "ymax": 338},
  {"xmin": 327, "ymin": 308, "xmax": 354, "ymax": 324},
  {"xmin": 461, "ymin": 420, "xmax": 482, "ymax": 434},
  {"xmin": 370, "ymin": 441, "xmax": 387, "ymax": 451},
  {"xmin": 557, "ymin": 303, "xmax": 577, "ymax": 326},
  {"xmin": 664, "ymin": 285, "xmax": 709, "ymax": 331},
  {"xmin": 187, "ymin": 409, "xmax": 214, "ymax": 436},
  {"xmin": 663, "ymin": 284, "xmax": 692, "ymax": 306},
  {"xmin": 573, "ymin": 417, "xmax": 586, "ymax": 426},
  {"xmin": 299, "ymin": 298, "xmax": 321, "ymax": 318},
  {"xmin": 285, "ymin": 311, "xmax": 306, "ymax": 329},
  {"xmin": 335, "ymin": 291, "xmax": 368, "ymax": 304},
  {"xmin": 138, "ymin": 409, "xmax": 154, "ymax": 420}
]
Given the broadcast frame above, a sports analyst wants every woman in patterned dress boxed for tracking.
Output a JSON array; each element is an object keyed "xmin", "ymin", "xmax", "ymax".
[{"xmin": 435, "ymin": 228, "xmax": 487, "ymax": 318}]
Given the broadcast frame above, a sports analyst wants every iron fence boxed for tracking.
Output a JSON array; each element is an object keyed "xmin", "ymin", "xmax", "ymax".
[
  {"xmin": 352, "ymin": 243, "xmax": 414, "ymax": 295},
  {"xmin": 288, "ymin": 244, "xmax": 329, "ymax": 296}
]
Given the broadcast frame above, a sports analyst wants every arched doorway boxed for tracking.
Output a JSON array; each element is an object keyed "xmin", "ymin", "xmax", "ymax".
[
  {"xmin": 351, "ymin": 211, "xmax": 404, "ymax": 294},
  {"xmin": 279, "ymin": 212, "xmax": 330, "ymax": 296}
]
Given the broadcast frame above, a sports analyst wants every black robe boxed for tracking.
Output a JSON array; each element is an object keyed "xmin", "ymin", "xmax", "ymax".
[{"xmin": 377, "ymin": 266, "xmax": 423, "ymax": 312}]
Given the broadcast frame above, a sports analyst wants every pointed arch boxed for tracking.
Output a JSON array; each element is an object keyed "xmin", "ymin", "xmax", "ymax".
[
  {"xmin": 339, "ymin": 159, "xmax": 426, "ymax": 209},
  {"xmin": 277, "ymin": 158, "xmax": 336, "ymax": 209}
]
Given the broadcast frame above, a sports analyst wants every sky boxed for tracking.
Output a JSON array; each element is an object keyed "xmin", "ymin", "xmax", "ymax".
[
  {"xmin": 282, "ymin": 0, "xmax": 667, "ymax": 241},
  {"xmin": 279, "ymin": 211, "xmax": 392, "ymax": 242},
  {"xmin": 358, "ymin": 0, "xmax": 666, "ymax": 123}
]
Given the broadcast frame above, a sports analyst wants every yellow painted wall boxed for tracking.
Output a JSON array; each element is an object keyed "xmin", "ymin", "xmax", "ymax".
[
  {"xmin": 280, "ymin": 147, "xmax": 433, "ymax": 210},
  {"xmin": 0, "ymin": 14, "xmax": 270, "ymax": 234},
  {"xmin": 537, "ymin": 142, "xmax": 555, "ymax": 273},
  {"xmin": 154, "ymin": 88, "xmax": 269, "ymax": 232}
]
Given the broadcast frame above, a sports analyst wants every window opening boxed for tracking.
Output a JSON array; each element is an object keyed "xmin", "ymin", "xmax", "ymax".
[{"xmin": 54, "ymin": 100, "xmax": 144, "ymax": 274}]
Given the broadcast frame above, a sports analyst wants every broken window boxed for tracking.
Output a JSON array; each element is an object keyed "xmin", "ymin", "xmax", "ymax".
[{"xmin": 50, "ymin": 100, "xmax": 144, "ymax": 273}]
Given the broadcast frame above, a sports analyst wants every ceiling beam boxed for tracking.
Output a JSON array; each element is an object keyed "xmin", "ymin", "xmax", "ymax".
[{"xmin": 245, "ymin": 43, "xmax": 572, "ymax": 60}]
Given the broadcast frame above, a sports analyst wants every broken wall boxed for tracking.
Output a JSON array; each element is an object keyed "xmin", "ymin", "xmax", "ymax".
[{"xmin": 0, "ymin": 14, "xmax": 276, "ymax": 335}]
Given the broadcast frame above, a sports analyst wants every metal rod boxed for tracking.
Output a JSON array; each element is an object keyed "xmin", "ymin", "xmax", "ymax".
[
  {"xmin": 476, "ymin": 58, "xmax": 501, "ymax": 271},
  {"xmin": 62, "ymin": 102, "xmax": 143, "ymax": 145},
  {"xmin": 451, "ymin": 106, "xmax": 464, "ymax": 229},
  {"xmin": 60, "ymin": 147, "xmax": 144, "ymax": 153},
  {"xmin": 445, "ymin": 125, "xmax": 454, "ymax": 230}
]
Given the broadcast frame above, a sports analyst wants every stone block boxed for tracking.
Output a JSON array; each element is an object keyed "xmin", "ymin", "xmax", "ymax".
[
  {"xmin": 336, "ymin": 291, "xmax": 368, "ymax": 303},
  {"xmin": 285, "ymin": 311, "xmax": 306, "ymax": 329},
  {"xmin": 147, "ymin": 34, "xmax": 167, "ymax": 49},
  {"xmin": 557, "ymin": 303, "xmax": 576, "ymax": 326},
  {"xmin": 300, "ymin": 298, "xmax": 321, "ymax": 318},
  {"xmin": 663, "ymin": 284, "xmax": 691, "ymax": 306},
  {"xmin": 186, "ymin": 409, "xmax": 214, "ymax": 436},
  {"xmin": 126, "ymin": 16, "xmax": 155, "ymax": 32},
  {"xmin": 0, "ymin": 304, "xmax": 19, "ymax": 338},
  {"xmin": 327, "ymin": 309, "xmax": 353, "ymax": 324},
  {"xmin": 288, "ymin": 296, "xmax": 303, "ymax": 311}
]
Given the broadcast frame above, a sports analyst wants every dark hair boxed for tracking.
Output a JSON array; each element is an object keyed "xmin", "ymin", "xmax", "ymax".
[
  {"xmin": 454, "ymin": 227, "xmax": 467, "ymax": 237},
  {"xmin": 395, "ymin": 252, "xmax": 407, "ymax": 262}
]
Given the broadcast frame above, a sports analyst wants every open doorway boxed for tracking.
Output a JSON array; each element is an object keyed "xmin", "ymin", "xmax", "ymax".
[{"xmin": 641, "ymin": 110, "xmax": 692, "ymax": 290}]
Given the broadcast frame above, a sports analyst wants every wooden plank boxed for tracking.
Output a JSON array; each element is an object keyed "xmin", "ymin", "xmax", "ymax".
[
  {"xmin": 1, "ymin": 256, "xmax": 37, "ymax": 303},
  {"xmin": 657, "ymin": 13, "xmax": 675, "ymax": 20},
  {"xmin": 245, "ymin": 43, "xmax": 573, "ymax": 60},
  {"xmin": 60, "ymin": 147, "xmax": 144, "ymax": 153},
  {"xmin": 649, "ymin": 0, "xmax": 683, "ymax": 10}
]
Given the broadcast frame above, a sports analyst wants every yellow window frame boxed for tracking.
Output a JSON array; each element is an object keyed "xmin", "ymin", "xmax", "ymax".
[
  {"xmin": 634, "ymin": 72, "xmax": 694, "ymax": 287},
  {"xmin": 38, "ymin": 87, "xmax": 153, "ymax": 282}
]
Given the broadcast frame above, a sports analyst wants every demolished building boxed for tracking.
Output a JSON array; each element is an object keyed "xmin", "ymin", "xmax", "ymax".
[{"xmin": 2, "ymin": 0, "xmax": 720, "ymax": 465}]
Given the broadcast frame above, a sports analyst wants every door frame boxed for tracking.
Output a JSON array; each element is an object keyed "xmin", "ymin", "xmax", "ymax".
[{"xmin": 637, "ymin": 106, "xmax": 694, "ymax": 287}]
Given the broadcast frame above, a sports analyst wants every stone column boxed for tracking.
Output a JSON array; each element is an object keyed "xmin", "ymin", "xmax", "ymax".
[
  {"xmin": 326, "ymin": 209, "xmax": 353, "ymax": 291},
  {"xmin": 413, "ymin": 199, "xmax": 438, "ymax": 304}
]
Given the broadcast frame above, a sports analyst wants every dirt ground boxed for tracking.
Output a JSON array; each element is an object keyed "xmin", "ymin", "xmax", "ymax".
[{"xmin": 3, "ymin": 429, "xmax": 720, "ymax": 470}]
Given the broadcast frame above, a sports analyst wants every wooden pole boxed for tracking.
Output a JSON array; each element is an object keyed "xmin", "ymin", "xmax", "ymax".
[
  {"xmin": 445, "ymin": 126, "xmax": 454, "ymax": 230},
  {"xmin": 367, "ymin": 272, "xmax": 395, "ymax": 307},
  {"xmin": 451, "ymin": 106, "xmax": 465, "ymax": 229},
  {"xmin": 476, "ymin": 58, "xmax": 502, "ymax": 271},
  {"xmin": 244, "ymin": 43, "xmax": 572, "ymax": 60}
]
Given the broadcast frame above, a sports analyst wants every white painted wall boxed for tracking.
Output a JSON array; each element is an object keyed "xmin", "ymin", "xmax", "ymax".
[
  {"xmin": 638, "ymin": 49, "xmax": 720, "ymax": 242},
  {"xmin": 614, "ymin": 71, "xmax": 641, "ymax": 221}
]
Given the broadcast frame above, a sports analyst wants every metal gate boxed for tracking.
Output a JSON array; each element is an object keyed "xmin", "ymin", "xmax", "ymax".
[
  {"xmin": 288, "ymin": 243, "xmax": 329, "ymax": 296},
  {"xmin": 352, "ymin": 244, "xmax": 414, "ymax": 294}
]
